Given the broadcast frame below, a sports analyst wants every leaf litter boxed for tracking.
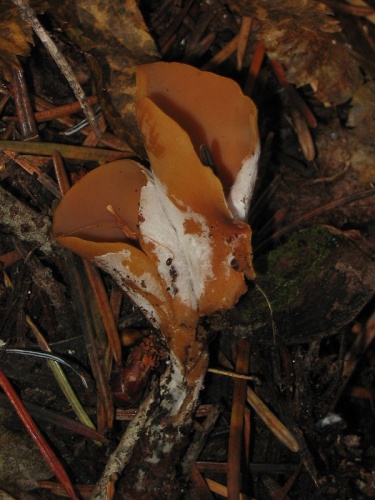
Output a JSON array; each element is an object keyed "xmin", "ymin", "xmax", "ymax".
[{"xmin": 0, "ymin": 0, "xmax": 375, "ymax": 498}]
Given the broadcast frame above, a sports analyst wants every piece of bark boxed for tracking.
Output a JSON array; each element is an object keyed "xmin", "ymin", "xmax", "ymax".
[{"xmin": 0, "ymin": 184, "xmax": 52, "ymax": 254}]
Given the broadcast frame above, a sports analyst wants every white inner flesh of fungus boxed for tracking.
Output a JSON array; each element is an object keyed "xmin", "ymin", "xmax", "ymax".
[
  {"xmin": 227, "ymin": 142, "xmax": 260, "ymax": 221},
  {"xmin": 95, "ymin": 249, "xmax": 164, "ymax": 327},
  {"xmin": 139, "ymin": 175, "xmax": 214, "ymax": 310}
]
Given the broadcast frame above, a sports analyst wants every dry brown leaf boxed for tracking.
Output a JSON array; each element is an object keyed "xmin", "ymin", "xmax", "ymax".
[
  {"xmin": 51, "ymin": 0, "xmax": 160, "ymax": 154},
  {"xmin": 229, "ymin": 0, "xmax": 363, "ymax": 104},
  {"xmin": 0, "ymin": 2, "xmax": 33, "ymax": 74},
  {"xmin": 0, "ymin": 1, "xmax": 49, "ymax": 75}
]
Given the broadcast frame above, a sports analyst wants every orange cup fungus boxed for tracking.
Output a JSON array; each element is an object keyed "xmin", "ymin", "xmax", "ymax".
[{"xmin": 53, "ymin": 62, "xmax": 260, "ymax": 364}]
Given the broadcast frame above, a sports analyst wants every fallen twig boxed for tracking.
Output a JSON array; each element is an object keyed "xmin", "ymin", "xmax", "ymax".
[{"xmin": 0, "ymin": 140, "xmax": 134, "ymax": 162}]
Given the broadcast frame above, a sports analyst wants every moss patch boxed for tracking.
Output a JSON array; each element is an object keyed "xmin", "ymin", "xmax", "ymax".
[{"xmin": 227, "ymin": 226, "xmax": 338, "ymax": 333}]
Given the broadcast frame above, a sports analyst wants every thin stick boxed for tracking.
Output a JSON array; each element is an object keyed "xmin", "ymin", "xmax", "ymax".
[
  {"xmin": 202, "ymin": 35, "xmax": 239, "ymax": 71},
  {"xmin": 33, "ymin": 96, "xmax": 132, "ymax": 152},
  {"xmin": 0, "ymin": 140, "xmax": 133, "ymax": 162},
  {"xmin": 52, "ymin": 152, "xmax": 71, "ymax": 196},
  {"xmin": 244, "ymin": 41, "xmax": 266, "ymax": 96},
  {"xmin": 4, "ymin": 150, "xmax": 61, "ymax": 198},
  {"xmin": 84, "ymin": 261, "xmax": 122, "ymax": 365},
  {"xmin": 6, "ymin": 95, "xmax": 99, "ymax": 124},
  {"xmin": 207, "ymin": 367, "xmax": 259, "ymax": 381},
  {"xmin": 11, "ymin": 0, "xmax": 102, "ymax": 138},
  {"xmin": 205, "ymin": 478, "xmax": 247, "ymax": 499},
  {"xmin": 247, "ymin": 387, "xmax": 299, "ymax": 452},
  {"xmin": 227, "ymin": 339, "xmax": 251, "ymax": 499},
  {"xmin": 270, "ymin": 59, "xmax": 317, "ymax": 128},
  {"xmin": 12, "ymin": 67, "xmax": 39, "ymax": 141},
  {"xmin": 237, "ymin": 17, "xmax": 252, "ymax": 71}
]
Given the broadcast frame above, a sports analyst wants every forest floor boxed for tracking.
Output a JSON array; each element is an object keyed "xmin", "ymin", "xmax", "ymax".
[{"xmin": 1, "ymin": 1, "xmax": 375, "ymax": 499}]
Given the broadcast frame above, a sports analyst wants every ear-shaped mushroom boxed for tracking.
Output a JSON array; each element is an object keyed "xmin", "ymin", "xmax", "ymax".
[
  {"xmin": 136, "ymin": 95, "xmax": 254, "ymax": 317},
  {"xmin": 136, "ymin": 62, "xmax": 260, "ymax": 220},
  {"xmin": 53, "ymin": 159, "xmax": 147, "ymax": 245},
  {"xmin": 52, "ymin": 160, "xmax": 175, "ymax": 329},
  {"xmin": 53, "ymin": 62, "xmax": 259, "ymax": 365}
]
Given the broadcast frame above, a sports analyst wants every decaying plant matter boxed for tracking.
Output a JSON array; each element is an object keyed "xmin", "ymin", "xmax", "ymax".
[
  {"xmin": 53, "ymin": 62, "xmax": 259, "ymax": 497},
  {"xmin": 1, "ymin": 1, "xmax": 375, "ymax": 498}
]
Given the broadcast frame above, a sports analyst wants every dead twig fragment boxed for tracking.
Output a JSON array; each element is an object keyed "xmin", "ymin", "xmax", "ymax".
[
  {"xmin": 32, "ymin": 96, "xmax": 131, "ymax": 152},
  {"xmin": 82, "ymin": 114, "xmax": 107, "ymax": 147},
  {"xmin": 270, "ymin": 60, "xmax": 317, "ymax": 129},
  {"xmin": 276, "ymin": 462, "xmax": 303, "ymax": 499},
  {"xmin": 184, "ymin": 9, "xmax": 217, "ymax": 59},
  {"xmin": 0, "ymin": 140, "xmax": 133, "ymax": 162},
  {"xmin": 83, "ymin": 261, "xmax": 122, "ymax": 365},
  {"xmin": 244, "ymin": 41, "xmax": 266, "ymax": 96},
  {"xmin": 288, "ymin": 105, "xmax": 316, "ymax": 161},
  {"xmin": 182, "ymin": 405, "xmax": 222, "ymax": 476},
  {"xmin": 202, "ymin": 35, "xmax": 240, "ymax": 71},
  {"xmin": 12, "ymin": 66, "xmax": 39, "ymax": 141},
  {"xmin": 270, "ymin": 60, "xmax": 317, "ymax": 159},
  {"xmin": 0, "ymin": 91, "xmax": 12, "ymax": 115},
  {"xmin": 52, "ymin": 151, "xmax": 70, "ymax": 196},
  {"xmin": 109, "ymin": 288, "xmax": 122, "ymax": 322},
  {"xmin": 227, "ymin": 339, "xmax": 251, "ymax": 499},
  {"xmin": 190, "ymin": 465, "xmax": 215, "ymax": 499},
  {"xmin": 6, "ymin": 95, "xmax": 98, "ymax": 124},
  {"xmin": 4, "ymin": 150, "xmax": 61, "ymax": 198},
  {"xmin": 237, "ymin": 17, "xmax": 252, "ymax": 71},
  {"xmin": 205, "ymin": 477, "xmax": 247, "ymax": 499},
  {"xmin": 207, "ymin": 367, "xmax": 259, "ymax": 381},
  {"xmin": 63, "ymin": 252, "xmax": 115, "ymax": 434},
  {"xmin": 247, "ymin": 387, "xmax": 299, "ymax": 452},
  {"xmin": 11, "ymin": 0, "xmax": 102, "ymax": 138}
]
